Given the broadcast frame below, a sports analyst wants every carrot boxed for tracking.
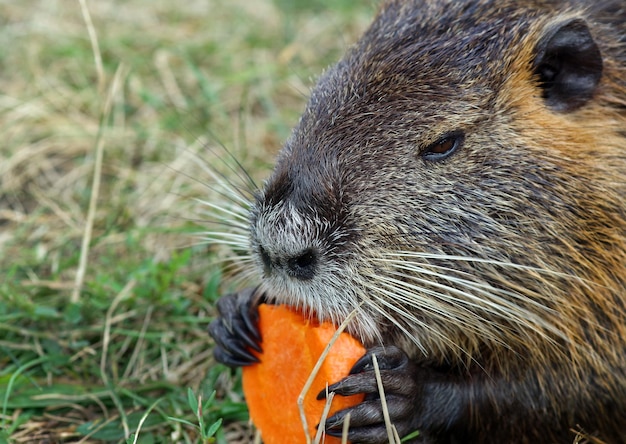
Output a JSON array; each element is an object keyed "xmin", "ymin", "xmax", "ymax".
[{"xmin": 242, "ymin": 304, "xmax": 366, "ymax": 444}]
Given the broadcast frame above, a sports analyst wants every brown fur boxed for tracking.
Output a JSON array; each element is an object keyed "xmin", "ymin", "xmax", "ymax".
[{"xmin": 211, "ymin": 0, "xmax": 626, "ymax": 442}]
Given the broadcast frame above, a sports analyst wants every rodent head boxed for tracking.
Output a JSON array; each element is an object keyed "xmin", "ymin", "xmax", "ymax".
[{"xmin": 248, "ymin": 0, "xmax": 626, "ymax": 361}]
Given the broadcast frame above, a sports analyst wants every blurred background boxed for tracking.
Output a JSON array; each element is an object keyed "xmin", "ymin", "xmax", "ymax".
[{"xmin": 0, "ymin": 0, "xmax": 373, "ymax": 442}]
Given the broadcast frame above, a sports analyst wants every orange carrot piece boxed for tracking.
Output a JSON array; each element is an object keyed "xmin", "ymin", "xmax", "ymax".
[{"xmin": 242, "ymin": 304, "xmax": 366, "ymax": 444}]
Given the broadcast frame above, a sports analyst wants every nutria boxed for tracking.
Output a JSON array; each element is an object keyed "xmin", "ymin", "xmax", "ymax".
[{"xmin": 208, "ymin": 0, "xmax": 626, "ymax": 442}]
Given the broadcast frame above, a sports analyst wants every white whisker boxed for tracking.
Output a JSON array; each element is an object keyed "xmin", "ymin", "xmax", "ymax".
[
  {"xmin": 384, "ymin": 262, "xmax": 555, "ymax": 321},
  {"xmin": 388, "ymin": 251, "xmax": 589, "ymax": 286},
  {"xmin": 199, "ymin": 238, "xmax": 249, "ymax": 250},
  {"xmin": 200, "ymin": 231, "xmax": 249, "ymax": 242},
  {"xmin": 196, "ymin": 198, "xmax": 250, "ymax": 224},
  {"xmin": 360, "ymin": 295, "xmax": 429, "ymax": 356},
  {"xmin": 362, "ymin": 279, "xmax": 478, "ymax": 355},
  {"xmin": 370, "ymin": 255, "xmax": 569, "ymax": 348},
  {"xmin": 188, "ymin": 149, "xmax": 256, "ymax": 206}
]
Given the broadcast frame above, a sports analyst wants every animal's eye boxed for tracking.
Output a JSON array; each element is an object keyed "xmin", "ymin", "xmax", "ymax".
[{"xmin": 422, "ymin": 132, "xmax": 464, "ymax": 161}]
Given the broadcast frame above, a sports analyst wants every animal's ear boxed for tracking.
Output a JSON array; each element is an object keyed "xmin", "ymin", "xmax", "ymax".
[{"xmin": 532, "ymin": 18, "xmax": 603, "ymax": 112}]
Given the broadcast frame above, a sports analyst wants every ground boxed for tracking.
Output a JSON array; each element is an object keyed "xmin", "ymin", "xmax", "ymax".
[{"xmin": 0, "ymin": 0, "xmax": 372, "ymax": 442}]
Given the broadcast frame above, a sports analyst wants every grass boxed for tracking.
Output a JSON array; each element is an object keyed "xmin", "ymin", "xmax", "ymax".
[{"xmin": 0, "ymin": 0, "xmax": 375, "ymax": 442}]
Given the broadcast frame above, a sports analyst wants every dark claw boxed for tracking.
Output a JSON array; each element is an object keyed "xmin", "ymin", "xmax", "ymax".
[
  {"xmin": 239, "ymin": 294, "xmax": 262, "ymax": 344},
  {"xmin": 233, "ymin": 300, "xmax": 262, "ymax": 352},
  {"xmin": 233, "ymin": 321, "xmax": 263, "ymax": 353},
  {"xmin": 350, "ymin": 345, "xmax": 409, "ymax": 374},
  {"xmin": 325, "ymin": 397, "xmax": 414, "ymax": 429},
  {"xmin": 209, "ymin": 287, "xmax": 264, "ymax": 367},
  {"xmin": 316, "ymin": 345, "xmax": 423, "ymax": 443},
  {"xmin": 317, "ymin": 369, "xmax": 417, "ymax": 400},
  {"xmin": 317, "ymin": 345, "xmax": 413, "ymax": 400},
  {"xmin": 317, "ymin": 372, "xmax": 376, "ymax": 399},
  {"xmin": 208, "ymin": 318, "xmax": 259, "ymax": 365},
  {"xmin": 325, "ymin": 423, "xmax": 393, "ymax": 444},
  {"xmin": 324, "ymin": 401, "xmax": 398, "ymax": 444},
  {"xmin": 218, "ymin": 321, "xmax": 259, "ymax": 358},
  {"xmin": 213, "ymin": 344, "xmax": 259, "ymax": 367}
]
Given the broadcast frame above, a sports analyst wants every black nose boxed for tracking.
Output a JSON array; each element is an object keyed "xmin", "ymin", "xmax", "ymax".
[
  {"xmin": 259, "ymin": 246, "xmax": 318, "ymax": 281},
  {"xmin": 286, "ymin": 249, "xmax": 318, "ymax": 280}
]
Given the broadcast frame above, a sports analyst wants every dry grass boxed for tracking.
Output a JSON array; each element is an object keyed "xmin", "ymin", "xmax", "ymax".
[{"xmin": 0, "ymin": 0, "xmax": 373, "ymax": 442}]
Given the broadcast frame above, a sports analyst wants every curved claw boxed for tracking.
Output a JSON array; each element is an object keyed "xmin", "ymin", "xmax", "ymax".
[
  {"xmin": 237, "ymin": 287, "xmax": 264, "ymax": 349},
  {"xmin": 237, "ymin": 295, "xmax": 262, "ymax": 351},
  {"xmin": 317, "ymin": 345, "xmax": 413, "ymax": 400},
  {"xmin": 323, "ymin": 400, "xmax": 395, "ymax": 444},
  {"xmin": 208, "ymin": 318, "xmax": 259, "ymax": 366},
  {"xmin": 213, "ymin": 344, "xmax": 260, "ymax": 367},
  {"xmin": 325, "ymin": 422, "xmax": 397, "ymax": 444},
  {"xmin": 209, "ymin": 319, "xmax": 259, "ymax": 360},
  {"xmin": 316, "ymin": 345, "xmax": 424, "ymax": 443},
  {"xmin": 319, "ymin": 369, "xmax": 419, "ymax": 400},
  {"xmin": 232, "ymin": 320, "xmax": 263, "ymax": 353},
  {"xmin": 209, "ymin": 287, "xmax": 264, "ymax": 367},
  {"xmin": 350, "ymin": 345, "xmax": 409, "ymax": 374}
]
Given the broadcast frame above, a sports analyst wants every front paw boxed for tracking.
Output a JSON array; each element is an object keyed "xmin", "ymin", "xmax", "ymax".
[
  {"xmin": 317, "ymin": 345, "xmax": 421, "ymax": 443},
  {"xmin": 208, "ymin": 287, "xmax": 264, "ymax": 367}
]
